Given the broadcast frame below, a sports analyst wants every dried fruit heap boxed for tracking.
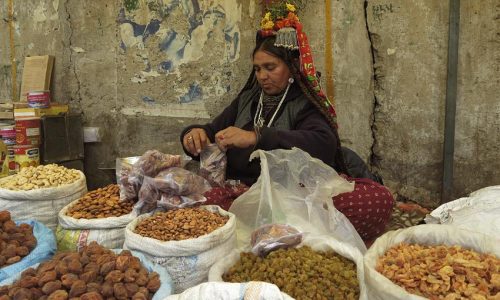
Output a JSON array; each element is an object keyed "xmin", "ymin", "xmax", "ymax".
[
  {"xmin": 134, "ymin": 208, "xmax": 229, "ymax": 241},
  {"xmin": 223, "ymin": 246, "xmax": 359, "ymax": 300},
  {"xmin": 0, "ymin": 164, "xmax": 81, "ymax": 191},
  {"xmin": 0, "ymin": 211, "xmax": 37, "ymax": 268},
  {"xmin": 376, "ymin": 243, "xmax": 500, "ymax": 299},
  {"xmin": 0, "ymin": 242, "xmax": 160, "ymax": 300},
  {"xmin": 66, "ymin": 184, "xmax": 134, "ymax": 219}
]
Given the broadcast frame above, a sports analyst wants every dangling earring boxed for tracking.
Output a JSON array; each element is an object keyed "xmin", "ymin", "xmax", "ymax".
[{"xmin": 288, "ymin": 78, "xmax": 294, "ymax": 84}]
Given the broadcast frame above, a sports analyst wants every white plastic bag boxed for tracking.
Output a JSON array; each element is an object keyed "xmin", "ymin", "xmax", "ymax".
[
  {"xmin": 0, "ymin": 171, "xmax": 87, "ymax": 230},
  {"xmin": 363, "ymin": 224, "xmax": 500, "ymax": 300},
  {"xmin": 209, "ymin": 234, "xmax": 368, "ymax": 300},
  {"xmin": 124, "ymin": 205, "xmax": 237, "ymax": 293},
  {"xmin": 425, "ymin": 185, "xmax": 500, "ymax": 238},
  {"xmin": 55, "ymin": 198, "xmax": 138, "ymax": 251},
  {"xmin": 229, "ymin": 148, "xmax": 366, "ymax": 253},
  {"xmin": 166, "ymin": 281, "xmax": 293, "ymax": 300}
]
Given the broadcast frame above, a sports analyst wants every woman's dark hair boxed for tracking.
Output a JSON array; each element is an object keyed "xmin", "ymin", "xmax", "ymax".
[{"xmin": 240, "ymin": 34, "xmax": 350, "ymax": 175}]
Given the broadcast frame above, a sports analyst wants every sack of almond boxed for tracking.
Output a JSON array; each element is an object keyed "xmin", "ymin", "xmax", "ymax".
[
  {"xmin": 364, "ymin": 224, "xmax": 500, "ymax": 300},
  {"xmin": 56, "ymin": 184, "xmax": 138, "ymax": 251},
  {"xmin": 124, "ymin": 206, "xmax": 236, "ymax": 293}
]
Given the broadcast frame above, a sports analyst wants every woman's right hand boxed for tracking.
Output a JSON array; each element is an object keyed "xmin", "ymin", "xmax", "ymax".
[{"xmin": 183, "ymin": 128, "xmax": 210, "ymax": 156}]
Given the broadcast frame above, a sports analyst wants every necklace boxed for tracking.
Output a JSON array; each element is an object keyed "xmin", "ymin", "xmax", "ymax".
[{"xmin": 253, "ymin": 81, "xmax": 292, "ymax": 128}]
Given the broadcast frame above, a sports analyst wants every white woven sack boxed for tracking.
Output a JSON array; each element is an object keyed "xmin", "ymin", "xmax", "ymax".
[
  {"xmin": 55, "ymin": 198, "xmax": 137, "ymax": 251},
  {"xmin": 425, "ymin": 185, "xmax": 500, "ymax": 238},
  {"xmin": 209, "ymin": 234, "xmax": 368, "ymax": 300},
  {"xmin": 0, "ymin": 171, "xmax": 87, "ymax": 230},
  {"xmin": 124, "ymin": 205, "xmax": 237, "ymax": 293},
  {"xmin": 166, "ymin": 281, "xmax": 293, "ymax": 300},
  {"xmin": 364, "ymin": 224, "xmax": 500, "ymax": 300}
]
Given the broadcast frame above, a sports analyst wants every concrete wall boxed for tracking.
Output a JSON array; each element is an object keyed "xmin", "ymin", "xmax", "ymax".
[{"xmin": 1, "ymin": 0, "xmax": 499, "ymax": 203}]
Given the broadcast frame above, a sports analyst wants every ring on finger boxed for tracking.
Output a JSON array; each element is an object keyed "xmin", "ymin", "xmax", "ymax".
[{"xmin": 187, "ymin": 135, "xmax": 193, "ymax": 141}]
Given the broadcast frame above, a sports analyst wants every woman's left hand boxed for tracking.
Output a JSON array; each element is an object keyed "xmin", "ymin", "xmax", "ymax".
[{"xmin": 215, "ymin": 127, "xmax": 257, "ymax": 151}]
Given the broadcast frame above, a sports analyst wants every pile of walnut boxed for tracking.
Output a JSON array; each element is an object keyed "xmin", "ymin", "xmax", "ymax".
[
  {"xmin": 0, "ymin": 211, "xmax": 37, "ymax": 268},
  {"xmin": 66, "ymin": 184, "xmax": 134, "ymax": 219},
  {"xmin": 0, "ymin": 242, "xmax": 160, "ymax": 300},
  {"xmin": 134, "ymin": 208, "xmax": 228, "ymax": 241},
  {"xmin": 376, "ymin": 243, "xmax": 500, "ymax": 299},
  {"xmin": 0, "ymin": 164, "xmax": 81, "ymax": 191}
]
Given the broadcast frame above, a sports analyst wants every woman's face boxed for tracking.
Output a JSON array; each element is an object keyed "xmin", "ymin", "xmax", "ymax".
[{"xmin": 253, "ymin": 50, "xmax": 291, "ymax": 95}]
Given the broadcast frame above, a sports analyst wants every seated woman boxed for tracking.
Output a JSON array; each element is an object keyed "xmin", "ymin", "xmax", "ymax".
[{"xmin": 180, "ymin": 4, "xmax": 393, "ymax": 242}]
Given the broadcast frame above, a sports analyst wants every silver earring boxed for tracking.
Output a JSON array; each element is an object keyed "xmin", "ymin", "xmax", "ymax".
[{"xmin": 288, "ymin": 78, "xmax": 294, "ymax": 83}]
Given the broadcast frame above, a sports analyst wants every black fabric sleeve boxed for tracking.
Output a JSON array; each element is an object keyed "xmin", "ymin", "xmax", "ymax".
[{"xmin": 255, "ymin": 101, "xmax": 338, "ymax": 166}]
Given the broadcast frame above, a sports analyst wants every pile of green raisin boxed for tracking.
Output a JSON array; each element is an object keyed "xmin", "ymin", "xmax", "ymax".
[{"xmin": 223, "ymin": 246, "xmax": 359, "ymax": 300}]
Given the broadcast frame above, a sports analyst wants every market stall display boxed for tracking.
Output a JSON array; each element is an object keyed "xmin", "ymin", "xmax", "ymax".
[
  {"xmin": 124, "ymin": 205, "xmax": 236, "ymax": 293},
  {"xmin": 56, "ymin": 184, "xmax": 137, "ymax": 251},
  {"xmin": 0, "ymin": 165, "xmax": 87, "ymax": 230},
  {"xmin": 364, "ymin": 224, "xmax": 500, "ymax": 300},
  {"xmin": 0, "ymin": 242, "xmax": 173, "ymax": 300}
]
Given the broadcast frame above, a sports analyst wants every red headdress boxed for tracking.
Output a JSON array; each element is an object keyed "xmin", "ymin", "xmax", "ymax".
[{"xmin": 259, "ymin": 1, "xmax": 338, "ymax": 128}]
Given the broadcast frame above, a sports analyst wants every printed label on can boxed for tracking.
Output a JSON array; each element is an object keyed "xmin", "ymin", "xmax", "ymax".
[
  {"xmin": 7, "ymin": 147, "xmax": 15, "ymax": 175},
  {"xmin": 14, "ymin": 146, "xmax": 39, "ymax": 172},
  {"xmin": 27, "ymin": 90, "xmax": 51, "ymax": 108},
  {"xmin": 15, "ymin": 118, "xmax": 41, "ymax": 146}
]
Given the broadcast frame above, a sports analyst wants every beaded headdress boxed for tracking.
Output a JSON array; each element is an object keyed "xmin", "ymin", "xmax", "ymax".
[{"xmin": 259, "ymin": 1, "xmax": 338, "ymax": 127}]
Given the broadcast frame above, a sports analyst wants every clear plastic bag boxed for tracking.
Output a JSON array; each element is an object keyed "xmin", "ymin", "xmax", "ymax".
[
  {"xmin": 199, "ymin": 144, "xmax": 227, "ymax": 187},
  {"xmin": 137, "ymin": 167, "xmax": 212, "ymax": 213},
  {"xmin": 250, "ymin": 223, "xmax": 303, "ymax": 257},
  {"xmin": 116, "ymin": 150, "xmax": 182, "ymax": 202}
]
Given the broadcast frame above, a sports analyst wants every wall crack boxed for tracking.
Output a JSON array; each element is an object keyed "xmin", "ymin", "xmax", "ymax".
[
  {"xmin": 64, "ymin": 0, "xmax": 83, "ymax": 113},
  {"xmin": 364, "ymin": 0, "xmax": 382, "ymax": 170}
]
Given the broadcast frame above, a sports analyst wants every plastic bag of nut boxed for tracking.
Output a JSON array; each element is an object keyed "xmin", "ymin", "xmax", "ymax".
[
  {"xmin": 364, "ymin": 224, "xmax": 500, "ymax": 300},
  {"xmin": 56, "ymin": 184, "xmax": 138, "ymax": 251},
  {"xmin": 0, "ymin": 212, "xmax": 56, "ymax": 282},
  {"xmin": 199, "ymin": 143, "xmax": 227, "ymax": 187},
  {"xmin": 0, "ymin": 242, "xmax": 173, "ymax": 299},
  {"xmin": 117, "ymin": 150, "xmax": 183, "ymax": 202},
  {"xmin": 250, "ymin": 224, "xmax": 304, "ymax": 257},
  {"xmin": 136, "ymin": 168, "xmax": 211, "ymax": 213}
]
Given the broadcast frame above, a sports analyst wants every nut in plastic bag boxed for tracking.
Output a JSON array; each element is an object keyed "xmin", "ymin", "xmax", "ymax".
[
  {"xmin": 199, "ymin": 143, "xmax": 227, "ymax": 187},
  {"xmin": 116, "ymin": 150, "xmax": 182, "ymax": 202},
  {"xmin": 250, "ymin": 224, "xmax": 304, "ymax": 257},
  {"xmin": 137, "ymin": 167, "xmax": 212, "ymax": 213}
]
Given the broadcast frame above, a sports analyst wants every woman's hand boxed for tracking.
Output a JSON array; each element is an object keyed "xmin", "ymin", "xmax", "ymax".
[
  {"xmin": 215, "ymin": 126, "xmax": 257, "ymax": 151},
  {"xmin": 183, "ymin": 128, "xmax": 210, "ymax": 156}
]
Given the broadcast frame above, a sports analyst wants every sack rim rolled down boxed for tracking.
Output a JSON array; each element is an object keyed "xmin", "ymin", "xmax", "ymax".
[{"xmin": 124, "ymin": 205, "xmax": 236, "ymax": 256}]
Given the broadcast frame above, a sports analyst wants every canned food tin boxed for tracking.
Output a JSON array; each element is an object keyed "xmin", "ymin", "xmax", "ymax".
[
  {"xmin": 27, "ymin": 90, "xmax": 51, "ymax": 108},
  {"xmin": 15, "ymin": 117, "xmax": 41, "ymax": 146},
  {"xmin": 0, "ymin": 125, "xmax": 16, "ymax": 146},
  {"xmin": 7, "ymin": 146, "xmax": 15, "ymax": 175},
  {"xmin": 14, "ymin": 145, "xmax": 39, "ymax": 172}
]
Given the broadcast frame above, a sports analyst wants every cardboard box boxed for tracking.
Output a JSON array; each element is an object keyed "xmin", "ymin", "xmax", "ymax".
[
  {"xmin": 19, "ymin": 55, "xmax": 54, "ymax": 102},
  {"xmin": 14, "ymin": 104, "xmax": 69, "ymax": 118}
]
